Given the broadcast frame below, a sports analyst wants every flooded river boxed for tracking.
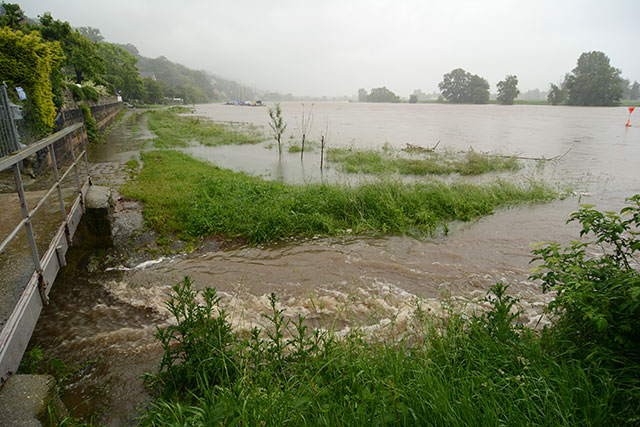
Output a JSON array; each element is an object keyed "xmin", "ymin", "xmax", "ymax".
[{"xmin": 27, "ymin": 103, "xmax": 639, "ymax": 424}]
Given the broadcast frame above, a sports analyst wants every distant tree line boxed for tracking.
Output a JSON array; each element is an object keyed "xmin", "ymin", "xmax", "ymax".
[
  {"xmin": 0, "ymin": 2, "xmax": 258, "ymax": 134},
  {"xmin": 362, "ymin": 51, "xmax": 636, "ymax": 107},
  {"xmin": 357, "ymin": 87, "xmax": 400, "ymax": 103},
  {"xmin": 547, "ymin": 51, "xmax": 638, "ymax": 106}
]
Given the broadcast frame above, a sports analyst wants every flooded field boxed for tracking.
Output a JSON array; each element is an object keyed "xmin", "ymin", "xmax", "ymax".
[{"xmin": 27, "ymin": 103, "xmax": 640, "ymax": 424}]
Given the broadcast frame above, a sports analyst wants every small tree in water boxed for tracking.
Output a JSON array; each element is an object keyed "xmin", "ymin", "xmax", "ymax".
[
  {"xmin": 298, "ymin": 103, "xmax": 314, "ymax": 161},
  {"xmin": 268, "ymin": 103, "xmax": 287, "ymax": 157}
]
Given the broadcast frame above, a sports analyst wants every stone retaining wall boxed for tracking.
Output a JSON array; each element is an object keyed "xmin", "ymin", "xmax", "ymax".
[{"xmin": 33, "ymin": 102, "xmax": 122, "ymax": 175}]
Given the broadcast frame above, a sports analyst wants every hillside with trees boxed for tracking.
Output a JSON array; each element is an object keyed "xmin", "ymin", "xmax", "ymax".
[{"xmin": 0, "ymin": 2, "xmax": 255, "ymax": 135}]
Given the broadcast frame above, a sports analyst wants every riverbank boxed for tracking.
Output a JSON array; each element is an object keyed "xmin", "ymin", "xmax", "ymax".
[{"xmin": 21, "ymin": 104, "xmax": 638, "ymax": 425}]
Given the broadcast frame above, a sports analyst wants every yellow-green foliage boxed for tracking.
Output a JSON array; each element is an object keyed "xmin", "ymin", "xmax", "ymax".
[{"xmin": 0, "ymin": 28, "xmax": 62, "ymax": 133}]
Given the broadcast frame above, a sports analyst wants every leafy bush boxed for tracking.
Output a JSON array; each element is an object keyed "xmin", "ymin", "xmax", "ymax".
[
  {"xmin": 531, "ymin": 195, "xmax": 640, "ymax": 365},
  {"xmin": 0, "ymin": 27, "xmax": 62, "ymax": 133},
  {"xmin": 67, "ymin": 83, "xmax": 85, "ymax": 101},
  {"xmin": 81, "ymin": 86, "xmax": 99, "ymax": 103},
  {"xmin": 147, "ymin": 277, "xmax": 236, "ymax": 398},
  {"xmin": 79, "ymin": 104, "xmax": 98, "ymax": 143}
]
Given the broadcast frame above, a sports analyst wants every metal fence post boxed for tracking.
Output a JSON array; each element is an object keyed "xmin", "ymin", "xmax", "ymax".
[{"xmin": 0, "ymin": 83, "xmax": 20, "ymax": 157}]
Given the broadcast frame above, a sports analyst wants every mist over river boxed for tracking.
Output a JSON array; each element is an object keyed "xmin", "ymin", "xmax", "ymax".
[{"xmin": 30, "ymin": 102, "xmax": 639, "ymax": 424}]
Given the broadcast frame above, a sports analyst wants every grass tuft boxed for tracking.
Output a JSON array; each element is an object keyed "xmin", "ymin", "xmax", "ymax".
[
  {"xmin": 122, "ymin": 150, "xmax": 556, "ymax": 244},
  {"xmin": 327, "ymin": 147, "xmax": 522, "ymax": 176},
  {"xmin": 146, "ymin": 109, "xmax": 266, "ymax": 148}
]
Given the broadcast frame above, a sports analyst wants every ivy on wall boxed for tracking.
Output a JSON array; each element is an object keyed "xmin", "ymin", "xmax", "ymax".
[{"xmin": 0, "ymin": 27, "xmax": 63, "ymax": 133}]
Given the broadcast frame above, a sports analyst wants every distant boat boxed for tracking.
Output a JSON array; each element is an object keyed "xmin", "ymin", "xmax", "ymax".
[{"xmin": 224, "ymin": 100, "xmax": 265, "ymax": 107}]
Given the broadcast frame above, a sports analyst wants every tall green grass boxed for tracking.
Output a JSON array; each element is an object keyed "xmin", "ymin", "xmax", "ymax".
[
  {"xmin": 139, "ymin": 279, "xmax": 638, "ymax": 426},
  {"xmin": 121, "ymin": 150, "xmax": 556, "ymax": 244},
  {"xmin": 327, "ymin": 147, "xmax": 521, "ymax": 176},
  {"xmin": 146, "ymin": 109, "xmax": 265, "ymax": 148}
]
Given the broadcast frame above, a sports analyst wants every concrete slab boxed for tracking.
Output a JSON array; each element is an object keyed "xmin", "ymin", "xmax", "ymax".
[{"xmin": 0, "ymin": 374, "xmax": 67, "ymax": 426}]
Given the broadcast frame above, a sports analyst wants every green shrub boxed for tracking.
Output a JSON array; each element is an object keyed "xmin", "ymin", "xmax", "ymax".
[
  {"xmin": 0, "ymin": 27, "xmax": 62, "ymax": 133},
  {"xmin": 146, "ymin": 277, "xmax": 237, "ymax": 398},
  {"xmin": 79, "ymin": 104, "xmax": 98, "ymax": 142},
  {"xmin": 81, "ymin": 86, "xmax": 99, "ymax": 103},
  {"xmin": 531, "ymin": 195, "xmax": 640, "ymax": 366},
  {"xmin": 67, "ymin": 83, "xmax": 84, "ymax": 101}
]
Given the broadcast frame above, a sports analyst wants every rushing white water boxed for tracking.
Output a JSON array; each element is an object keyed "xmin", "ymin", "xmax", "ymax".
[{"xmin": 28, "ymin": 103, "xmax": 640, "ymax": 424}]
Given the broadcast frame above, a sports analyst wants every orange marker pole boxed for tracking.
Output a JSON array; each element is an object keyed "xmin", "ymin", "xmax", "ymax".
[{"xmin": 627, "ymin": 107, "xmax": 636, "ymax": 127}]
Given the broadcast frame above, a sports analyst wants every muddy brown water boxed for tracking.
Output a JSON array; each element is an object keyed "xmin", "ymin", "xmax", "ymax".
[{"xmin": 25, "ymin": 103, "xmax": 640, "ymax": 425}]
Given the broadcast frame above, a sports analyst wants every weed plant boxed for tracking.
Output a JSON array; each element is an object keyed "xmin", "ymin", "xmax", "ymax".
[
  {"xmin": 140, "ymin": 271, "xmax": 639, "ymax": 425},
  {"xmin": 139, "ymin": 198, "xmax": 640, "ymax": 425},
  {"xmin": 288, "ymin": 141, "xmax": 318, "ymax": 153},
  {"xmin": 146, "ymin": 110, "xmax": 265, "ymax": 148},
  {"xmin": 327, "ymin": 147, "xmax": 521, "ymax": 176},
  {"xmin": 122, "ymin": 150, "xmax": 556, "ymax": 244},
  {"xmin": 531, "ymin": 195, "xmax": 640, "ymax": 369}
]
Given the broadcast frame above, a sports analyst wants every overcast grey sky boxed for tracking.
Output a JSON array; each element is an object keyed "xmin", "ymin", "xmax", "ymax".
[{"xmin": 17, "ymin": 0, "xmax": 640, "ymax": 97}]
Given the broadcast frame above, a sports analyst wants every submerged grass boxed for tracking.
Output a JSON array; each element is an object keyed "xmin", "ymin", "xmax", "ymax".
[
  {"xmin": 139, "ymin": 279, "xmax": 639, "ymax": 426},
  {"xmin": 146, "ymin": 109, "xmax": 265, "ymax": 148},
  {"xmin": 327, "ymin": 147, "xmax": 521, "ymax": 176},
  {"xmin": 122, "ymin": 150, "xmax": 556, "ymax": 244}
]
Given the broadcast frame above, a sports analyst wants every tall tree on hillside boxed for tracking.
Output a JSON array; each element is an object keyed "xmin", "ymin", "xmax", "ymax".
[
  {"xmin": 439, "ymin": 68, "xmax": 490, "ymax": 104},
  {"xmin": 564, "ymin": 51, "xmax": 622, "ymax": 106},
  {"xmin": 77, "ymin": 26, "xmax": 104, "ymax": 43},
  {"xmin": 39, "ymin": 13, "xmax": 104, "ymax": 83},
  {"xmin": 0, "ymin": 2, "xmax": 24, "ymax": 28},
  {"xmin": 143, "ymin": 77, "xmax": 163, "ymax": 104},
  {"xmin": 496, "ymin": 75, "xmax": 520, "ymax": 105},
  {"xmin": 97, "ymin": 42, "xmax": 144, "ymax": 100}
]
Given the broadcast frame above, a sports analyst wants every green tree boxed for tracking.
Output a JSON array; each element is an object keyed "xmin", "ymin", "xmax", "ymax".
[
  {"xmin": 439, "ymin": 68, "xmax": 490, "ymax": 104},
  {"xmin": 564, "ymin": 51, "xmax": 622, "ymax": 106},
  {"xmin": 468, "ymin": 75, "xmax": 490, "ymax": 104},
  {"xmin": 143, "ymin": 77, "xmax": 164, "ymax": 104},
  {"xmin": 77, "ymin": 26, "xmax": 103, "ymax": 43},
  {"xmin": 408, "ymin": 94, "xmax": 418, "ymax": 103},
  {"xmin": 96, "ymin": 42, "xmax": 144, "ymax": 100},
  {"xmin": 0, "ymin": 2, "xmax": 24, "ymax": 28},
  {"xmin": 357, "ymin": 88, "xmax": 368, "ymax": 102},
  {"xmin": 630, "ymin": 81, "xmax": 640, "ymax": 100},
  {"xmin": 268, "ymin": 103, "xmax": 287, "ymax": 157},
  {"xmin": 39, "ymin": 13, "xmax": 104, "ymax": 84},
  {"xmin": 496, "ymin": 75, "xmax": 519, "ymax": 105},
  {"xmin": 367, "ymin": 86, "xmax": 400, "ymax": 103},
  {"xmin": 547, "ymin": 83, "xmax": 565, "ymax": 105},
  {"xmin": 620, "ymin": 78, "xmax": 631, "ymax": 99}
]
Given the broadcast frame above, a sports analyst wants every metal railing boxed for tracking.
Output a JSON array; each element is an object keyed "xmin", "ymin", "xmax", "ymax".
[
  {"xmin": 0, "ymin": 122, "xmax": 90, "ymax": 385},
  {"xmin": 0, "ymin": 83, "xmax": 21, "ymax": 157}
]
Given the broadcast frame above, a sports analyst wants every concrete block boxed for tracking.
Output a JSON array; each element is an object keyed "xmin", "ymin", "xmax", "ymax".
[
  {"xmin": 86, "ymin": 185, "xmax": 111, "ymax": 210},
  {"xmin": 74, "ymin": 185, "xmax": 114, "ymax": 249},
  {"xmin": 0, "ymin": 374, "xmax": 67, "ymax": 426}
]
